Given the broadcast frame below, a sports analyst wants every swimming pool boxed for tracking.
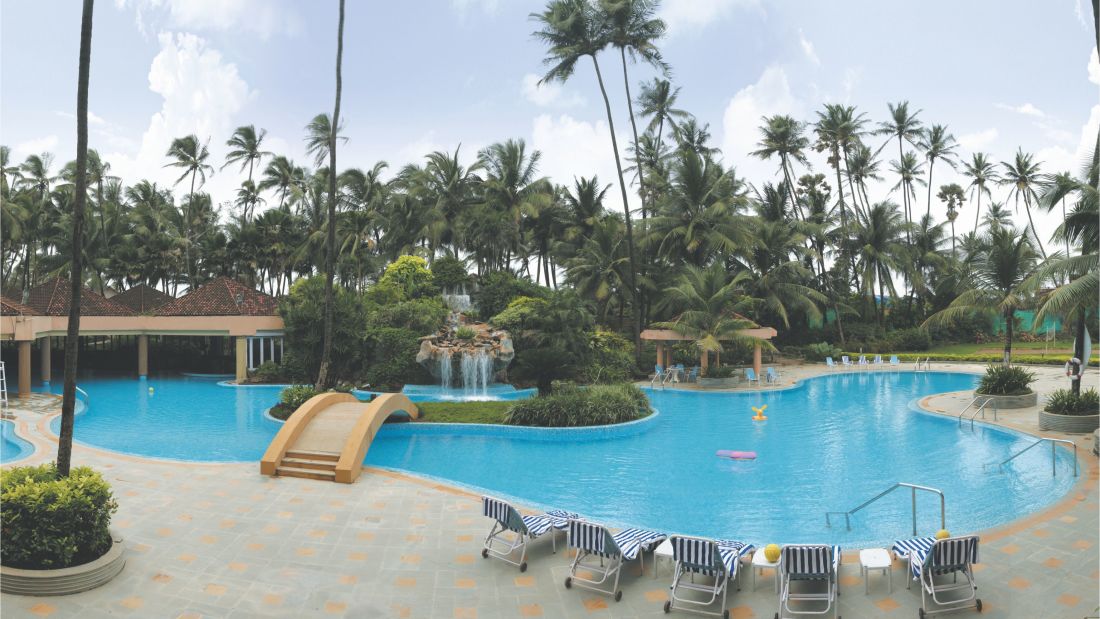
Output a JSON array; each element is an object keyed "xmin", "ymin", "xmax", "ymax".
[
  {"xmin": 48, "ymin": 371, "xmax": 1075, "ymax": 546},
  {"xmin": 1, "ymin": 420, "xmax": 33, "ymax": 463}
]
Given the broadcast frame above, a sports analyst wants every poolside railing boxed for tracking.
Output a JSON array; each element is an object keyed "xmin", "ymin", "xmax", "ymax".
[
  {"xmin": 825, "ymin": 482, "xmax": 945, "ymax": 536},
  {"xmin": 959, "ymin": 399, "xmax": 998, "ymax": 429},
  {"xmin": 995, "ymin": 437, "xmax": 1078, "ymax": 478},
  {"xmin": 75, "ymin": 386, "xmax": 90, "ymax": 408}
]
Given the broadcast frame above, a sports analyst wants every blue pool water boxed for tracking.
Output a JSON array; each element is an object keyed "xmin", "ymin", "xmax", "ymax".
[
  {"xmin": 395, "ymin": 383, "xmax": 537, "ymax": 402},
  {"xmin": 1, "ymin": 420, "xmax": 33, "ymax": 462},
  {"xmin": 48, "ymin": 371, "xmax": 1076, "ymax": 546}
]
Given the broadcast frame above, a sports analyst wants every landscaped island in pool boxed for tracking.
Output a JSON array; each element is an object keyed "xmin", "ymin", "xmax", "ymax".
[{"xmin": 49, "ymin": 371, "xmax": 1076, "ymax": 547}]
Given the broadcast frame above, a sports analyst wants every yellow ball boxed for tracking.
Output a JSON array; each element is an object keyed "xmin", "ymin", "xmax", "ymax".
[
  {"xmin": 935, "ymin": 529, "xmax": 950, "ymax": 540},
  {"xmin": 764, "ymin": 543, "xmax": 781, "ymax": 563}
]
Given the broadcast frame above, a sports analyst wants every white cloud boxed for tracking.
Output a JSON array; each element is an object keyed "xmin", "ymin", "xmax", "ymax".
[
  {"xmin": 531, "ymin": 114, "xmax": 635, "ymax": 216},
  {"xmin": 105, "ymin": 32, "xmax": 253, "ymax": 207},
  {"xmin": 451, "ymin": 0, "xmax": 499, "ymax": 16},
  {"xmin": 521, "ymin": 74, "xmax": 585, "ymax": 108},
  {"xmin": 13, "ymin": 135, "xmax": 59, "ymax": 160},
  {"xmin": 116, "ymin": 0, "xmax": 301, "ymax": 39},
  {"xmin": 957, "ymin": 128, "xmax": 999, "ymax": 152},
  {"xmin": 798, "ymin": 29, "xmax": 820, "ymax": 66},
  {"xmin": 720, "ymin": 65, "xmax": 804, "ymax": 183},
  {"xmin": 840, "ymin": 67, "xmax": 862, "ymax": 102},
  {"xmin": 395, "ymin": 131, "xmax": 446, "ymax": 166},
  {"xmin": 659, "ymin": 0, "xmax": 759, "ymax": 36},
  {"xmin": 1089, "ymin": 47, "xmax": 1099, "ymax": 85},
  {"xmin": 996, "ymin": 102, "xmax": 1046, "ymax": 118}
]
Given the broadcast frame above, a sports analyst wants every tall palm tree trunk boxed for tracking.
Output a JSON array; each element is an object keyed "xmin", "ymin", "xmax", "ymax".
[
  {"xmin": 1002, "ymin": 307, "xmax": 1014, "ymax": 366},
  {"xmin": 590, "ymin": 55, "xmax": 641, "ymax": 351},
  {"xmin": 1021, "ymin": 193, "xmax": 1047, "ymax": 259},
  {"xmin": 619, "ymin": 48, "xmax": 650, "ymax": 329},
  {"xmin": 58, "ymin": 0, "xmax": 95, "ymax": 478},
  {"xmin": 898, "ymin": 136, "xmax": 911, "ymax": 243},
  {"xmin": 186, "ymin": 171, "xmax": 196, "ymax": 286},
  {"xmin": 972, "ymin": 186, "xmax": 982, "ymax": 236},
  {"xmin": 925, "ymin": 159, "xmax": 935, "ymax": 218},
  {"xmin": 315, "ymin": 0, "xmax": 345, "ymax": 390}
]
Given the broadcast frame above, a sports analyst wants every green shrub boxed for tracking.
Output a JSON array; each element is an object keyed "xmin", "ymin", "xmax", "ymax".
[
  {"xmin": 367, "ymin": 298, "xmax": 448, "ymax": 334},
  {"xmin": 976, "ymin": 365, "xmax": 1035, "ymax": 396},
  {"xmin": 1044, "ymin": 389, "xmax": 1099, "ymax": 416},
  {"xmin": 279, "ymin": 276, "xmax": 367, "ymax": 382},
  {"xmin": 430, "ymin": 256, "xmax": 469, "ymax": 291},
  {"xmin": 504, "ymin": 384, "xmax": 651, "ymax": 427},
  {"xmin": 887, "ymin": 328, "xmax": 932, "ymax": 351},
  {"xmin": 454, "ymin": 326, "xmax": 477, "ymax": 341},
  {"xmin": 808, "ymin": 342, "xmax": 843, "ymax": 360},
  {"xmin": 473, "ymin": 271, "xmax": 546, "ymax": 321},
  {"xmin": 280, "ymin": 384, "xmax": 319, "ymax": 408},
  {"xmin": 577, "ymin": 330, "xmax": 636, "ymax": 384},
  {"xmin": 705, "ymin": 365, "xmax": 737, "ymax": 378},
  {"xmin": 379, "ymin": 255, "xmax": 437, "ymax": 298},
  {"xmin": 1, "ymin": 465, "xmax": 118, "ymax": 569},
  {"xmin": 363, "ymin": 327, "xmax": 433, "ymax": 390},
  {"xmin": 250, "ymin": 361, "xmax": 288, "ymax": 384}
]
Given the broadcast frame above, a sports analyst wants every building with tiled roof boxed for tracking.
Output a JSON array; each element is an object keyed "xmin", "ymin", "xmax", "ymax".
[
  {"xmin": 18, "ymin": 276, "xmax": 134, "ymax": 316},
  {"xmin": 155, "ymin": 276, "xmax": 279, "ymax": 317},
  {"xmin": 112, "ymin": 284, "xmax": 174, "ymax": 314},
  {"xmin": 0, "ymin": 295, "xmax": 37, "ymax": 316}
]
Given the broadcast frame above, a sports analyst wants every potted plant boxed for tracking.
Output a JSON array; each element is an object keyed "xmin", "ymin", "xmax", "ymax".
[
  {"xmin": 1039, "ymin": 388, "xmax": 1100, "ymax": 433},
  {"xmin": 974, "ymin": 365, "xmax": 1038, "ymax": 409},
  {"xmin": 1, "ymin": 464, "xmax": 125, "ymax": 595},
  {"xmin": 697, "ymin": 365, "xmax": 739, "ymax": 388}
]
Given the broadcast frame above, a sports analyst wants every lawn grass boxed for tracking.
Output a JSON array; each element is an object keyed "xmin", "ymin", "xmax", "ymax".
[
  {"xmin": 927, "ymin": 340, "xmax": 1099, "ymax": 361},
  {"xmin": 413, "ymin": 400, "xmax": 514, "ymax": 424}
]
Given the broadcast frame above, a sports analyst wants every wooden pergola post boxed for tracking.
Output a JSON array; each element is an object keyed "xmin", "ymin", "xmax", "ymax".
[
  {"xmin": 655, "ymin": 342, "xmax": 664, "ymax": 370},
  {"xmin": 753, "ymin": 341, "xmax": 762, "ymax": 377}
]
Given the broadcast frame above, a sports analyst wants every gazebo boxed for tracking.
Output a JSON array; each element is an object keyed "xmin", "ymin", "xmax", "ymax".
[{"xmin": 640, "ymin": 325, "xmax": 778, "ymax": 377}]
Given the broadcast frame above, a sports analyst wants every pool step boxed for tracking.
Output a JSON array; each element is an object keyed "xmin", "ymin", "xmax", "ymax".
[
  {"xmin": 275, "ymin": 465, "xmax": 336, "ymax": 481},
  {"xmin": 280, "ymin": 457, "xmax": 337, "ymax": 472},
  {"xmin": 285, "ymin": 450, "xmax": 340, "ymax": 462}
]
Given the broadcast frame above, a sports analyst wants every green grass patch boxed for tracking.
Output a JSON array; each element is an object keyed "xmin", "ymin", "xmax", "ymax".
[
  {"xmin": 413, "ymin": 400, "xmax": 514, "ymax": 424},
  {"xmin": 926, "ymin": 340, "xmax": 1097, "ymax": 360}
]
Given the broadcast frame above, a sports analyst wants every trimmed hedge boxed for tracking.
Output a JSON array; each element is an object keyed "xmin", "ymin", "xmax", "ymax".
[
  {"xmin": 843, "ymin": 352, "xmax": 1084, "ymax": 366},
  {"xmin": 1, "ymin": 465, "xmax": 118, "ymax": 569},
  {"xmin": 504, "ymin": 384, "xmax": 651, "ymax": 427}
]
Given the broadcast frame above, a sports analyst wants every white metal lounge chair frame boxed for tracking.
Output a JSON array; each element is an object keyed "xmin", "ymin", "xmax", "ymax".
[
  {"xmin": 825, "ymin": 357, "xmax": 836, "ymax": 370},
  {"xmin": 565, "ymin": 519, "xmax": 663, "ymax": 602},
  {"xmin": 777, "ymin": 544, "xmax": 840, "ymax": 619},
  {"xmin": 914, "ymin": 536, "xmax": 981, "ymax": 618},
  {"xmin": 664, "ymin": 536, "xmax": 751, "ymax": 619},
  {"xmin": 480, "ymin": 496, "xmax": 560, "ymax": 572},
  {"xmin": 841, "ymin": 356, "xmax": 852, "ymax": 368},
  {"xmin": 766, "ymin": 367, "xmax": 781, "ymax": 383},
  {"xmin": 744, "ymin": 368, "xmax": 761, "ymax": 385}
]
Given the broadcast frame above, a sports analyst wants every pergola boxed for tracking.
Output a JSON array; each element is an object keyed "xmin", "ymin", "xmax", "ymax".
[
  {"xmin": 1, "ymin": 277, "xmax": 284, "ymax": 398},
  {"xmin": 640, "ymin": 326, "xmax": 778, "ymax": 377}
]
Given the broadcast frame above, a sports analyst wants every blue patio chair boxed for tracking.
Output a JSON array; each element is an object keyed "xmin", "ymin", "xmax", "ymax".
[
  {"xmin": 766, "ymin": 367, "xmax": 781, "ymax": 383},
  {"xmin": 825, "ymin": 357, "xmax": 836, "ymax": 369},
  {"xmin": 744, "ymin": 368, "xmax": 760, "ymax": 385}
]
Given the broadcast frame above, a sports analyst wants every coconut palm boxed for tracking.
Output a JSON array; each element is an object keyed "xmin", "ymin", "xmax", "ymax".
[
  {"xmin": 532, "ymin": 0, "xmax": 641, "ymax": 347},
  {"xmin": 917, "ymin": 124, "xmax": 958, "ymax": 218},
  {"xmin": 304, "ymin": 113, "xmax": 347, "ymax": 168},
  {"xmin": 961, "ymin": 152, "xmax": 997, "ymax": 236},
  {"xmin": 163, "ymin": 134, "xmax": 213, "ymax": 286},
  {"xmin": 998, "ymin": 149, "xmax": 1047, "ymax": 258},
  {"xmin": 223, "ymin": 125, "xmax": 271, "ymax": 220},
  {"xmin": 889, "ymin": 151, "xmax": 925, "ymax": 243},
  {"xmin": 564, "ymin": 215, "xmax": 629, "ymax": 322},
  {"xmin": 1039, "ymin": 171, "xmax": 1078, "ymax": 257},
  {"xmin": 635, "ymin": 78, "xmax": 688, "ymax": 168},
  {"xmin": 936, "ymin": 183, "xmax": 966, "ymax": 257},
  {"xmin": 673, "ymin": 117, "xmax": 720, "ymax": 157},
  {"xmin": 752, "ymin": 115, "xmax": 811, "ymax": 221},
  {"xmin": 0, "ymin": 145, "xmax": 19, "ymax": 198},
  {"xmin": 852, "ymin": 201, "xmax": 905, "ymax": 325},
  {"xmin": 813, "ymin": 104, "xmax": 866, "ymax": 228},
  {"xmin": 846, "ymin": 143, "xmax": 882, "ymax": 214},
  {"xmin": 258, "ymin": 156, "xmax": 303, "ymax": 209},
  {"xmin": 982, "ymin": 202, "xmax": 1013, "ymax": 229},
  {"xmin": 924, "ymin": 225, "xmax": 1037, "ymax": 365},
  {"xmin": 740, "ymin": 215, "xmax": 827, "ymax": 329}
]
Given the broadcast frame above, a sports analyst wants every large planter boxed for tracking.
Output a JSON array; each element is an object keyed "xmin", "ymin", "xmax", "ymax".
[
  {"xmin": 0, "ymin": 532, "xmax": 125, "ymax": 596},
  {"xmin": 975, "ymin": 391, "xmax": 1038, "ymax": 409},
  {"xmin": 697, "ymin": 377, "xmax": 739, "ymax": 389},
  {"xmin": 1038, "ymin": 411, "xmax": 1100, "ymax": 433}
]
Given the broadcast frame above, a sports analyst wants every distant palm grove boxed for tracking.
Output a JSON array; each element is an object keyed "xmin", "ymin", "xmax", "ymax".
[{"xmin": 2, "ymin": 0, "xmax": 1096, "ymax": 369}]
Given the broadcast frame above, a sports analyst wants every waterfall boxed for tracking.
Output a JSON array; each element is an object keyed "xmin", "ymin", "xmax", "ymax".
[
  {"xmin": 460, "ymin": 349, "xmax": 492, "ymax": 397},
  {"xmin": 442, "ymin": 284, "xmax": 472, "ymax": 313},
  {"xmin": 439, "ymin": 349, "xmax": 453, "ymax": 390}
]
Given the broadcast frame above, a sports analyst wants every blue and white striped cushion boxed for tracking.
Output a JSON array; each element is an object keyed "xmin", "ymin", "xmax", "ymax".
[
  {"xmin": 568, "ymin": 520, "xmax": 606, "ymax": 554},
  {"xmin": 911, "ymin": 536, "xmax": 979, "ymax": 579},
  {"xmin": 521, "ymin": 514, "xmax": 554, "ymax": 537},
  {"xmin": 545, "ymin": 509, "xmax": 579, "ymax": 530},
  {"xmin": 782, "ymin": 545, "xmax": 840, "ymax": 577},
  {"xmin": 892, "ymin": 537, "xmax": 935, "ymax": 560},
  {"xmin": 717, "ymin": 540, "xmax": 754, "ymax": 574},
  {"xmin": 671, "ymin": 537, "xmax": 717, "ymax": 571},
  {"xmin": 483, "ymin": 496, "xmax": 515, "ymax": 526},
  {"xmin": 612, "ymin": 528, "xmax": 666, "ymax": 561}
]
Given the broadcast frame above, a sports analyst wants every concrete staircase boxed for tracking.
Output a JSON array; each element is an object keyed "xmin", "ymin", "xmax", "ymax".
[{"xmin": 275, "ymin": 450, "xmax": 339, "ymax": 481}]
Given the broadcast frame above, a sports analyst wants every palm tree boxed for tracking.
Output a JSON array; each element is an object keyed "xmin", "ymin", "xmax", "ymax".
[
  {"xmin": 982, "ymin": 202, "xmax": 1012, "ymax": 229},
  {"xmin": 924, "ymin": 225, "xmax": 1037, "ymax": 365},
  {"xmin": 752, "ymin": 115, "xmax": 811, "ymax": 221},
  {"xmin": 961, "ymin": 152, "xmax": 997, "ymax": 236},
  {"xmin": 0, "ymin": 145, "xmax": 19, "ymax": 198},
  {"xmin": 315, "ymin": 0, "xmax": 345, "ymax": 391},
  {"xmin": 304, "ymin": 113, "xmax": 347, "ymax": 168},
  {"xmin": 936, "ymin": 183, "xmax": 966, "ymax": 257},
  {"xmin": 163, "ymin": 134, "xmax": 213, "ymax": 286},
  {"xmin": 813, "ymin": 104, "xmax": 866, "ymax": 228},
  {"xmin": 58, "ymin": 0, "xmax": 95, "ymax": 477},
  {"xmin": 890, "ymin": 151, "xmax": 925, "ymax": 243},
  {"xmin": 852, "ymin": 202, "xmax": 905, "ymax": 326},
  {"xmin": 533, "ymin": 0, "xmax": 643, "ymax": 348},
  {"xmin": 635, "ymin": 78, "xmax": 688, "ymax": 175},
  {"xmin": 1039, "ymin": 170, "xmax": 1078, "ymax": 257},
  {"xmin": 564, "ymin": 215, "xmax": 629, "ymax": 323},
  {"xmin": 258, "ymin": 156, "xmax": 301, "ymax": 209},
  {"xmin": 998, "ymin": 149, "xmax": 1047, "ymax": 258},
  {"xmin": 917, "ymin": 124, "xmax": 958, "ymax": 218},
  {"xmin": 875, "ymin": 101, "xmax": 923, "ymax": 236},
  {"xmin": 846, "ymin": 144, "xmax": 882, "ymax": 214},
  {"xmin": 223, "ymin": 125, "xmax": 271, "ymax": 220}
]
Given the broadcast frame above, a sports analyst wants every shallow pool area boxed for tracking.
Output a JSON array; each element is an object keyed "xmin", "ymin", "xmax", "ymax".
[{"xmin": 1, "ymin": 419, "xmax": 33, "ymax": 463}]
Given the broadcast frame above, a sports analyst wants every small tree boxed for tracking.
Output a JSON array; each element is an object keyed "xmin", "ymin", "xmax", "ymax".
[{"xmin": 491, "ymin": 291, "xmax": 593, "ymax": 395}]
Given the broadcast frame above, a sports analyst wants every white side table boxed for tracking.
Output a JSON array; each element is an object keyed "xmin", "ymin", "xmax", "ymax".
[
  {"xmin": 751, "ymin": 549, "xmax": 780, "ymax": 593},
  {"xmin": 859, "ymin": 548, "xmax": 892, "ymax": 594},
  {"xmin": 653, "ymin": 538, "xmax": 673, "ymax": 579}
]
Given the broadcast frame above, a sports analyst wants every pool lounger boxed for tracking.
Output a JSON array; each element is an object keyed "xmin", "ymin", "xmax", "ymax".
[
  {"xmin": 872, "ymin": 355, "xmax": 883, "ymax": 369},
  {"xmin": 565, "ymin": 519, "xmax": 666, "ymax": 601},
  {"xmin": 480, "ymin": 496, "xmax": 576, "ymax": 571},
  {"xmin": 825, "ymin": 357, "xmax": 836, "ymax": 370},
  {"xmin": 900, "ymin": 536, "xmax": 981, "ymax": 617},
  {"xmin": 766, "ymin": 367, "xmax": 781, "ymax": 383},
  {"xmin": 777, "ymin": 544, "xmax": 841, "ymax": 619},
  {"xmin": 841, "ymin": 356, "xmax": 852, "ymax": 368},
  {"xmin": 744, "ymin": 368, "xmax": 761, "ymax": 385},
  {"xmin": 664, "ymin": 536, "xmax": 754, "ymax": 618}
]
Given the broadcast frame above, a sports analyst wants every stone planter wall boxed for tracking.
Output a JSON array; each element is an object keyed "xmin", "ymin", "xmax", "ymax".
[
  {"xmin": 975, "ymin": 391, "xmax": 1038, "ymax": 409},
  {"xmin": 1038, "ymin": 411, "xmax": 1100, "ymax": 433},
  {"xmin": 0, "ymin": 533, "xmax": 125, "ymax": 596},
  {"xmin": 697, "ymin": 377, "xmax": 739, "ymax": 389}
]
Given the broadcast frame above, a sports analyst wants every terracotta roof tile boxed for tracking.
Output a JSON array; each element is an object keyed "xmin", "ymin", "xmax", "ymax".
[
  {"xmin": 0, "ymin": 295, "xmax": 37, "ymax": 316},
  {"xmin": 155, "ymin": 277, "xmax": 279, "ymax": 316},
  {"xmin": 112, "ymin": 284, "xmax": 174, "ymax": 314},
  {"xmin": 17, "ymin": 277, "xmax": 134, "ymax": 316}
]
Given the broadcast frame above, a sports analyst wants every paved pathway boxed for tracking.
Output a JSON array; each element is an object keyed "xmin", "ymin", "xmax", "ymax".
[{"xmin": 1, "ymin": 365, "xmax": 1097, "ymax": 618}]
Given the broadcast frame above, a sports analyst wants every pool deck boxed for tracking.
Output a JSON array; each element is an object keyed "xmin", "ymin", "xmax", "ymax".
[{"xmin": 1, "ymin": 364, "xmax": 1097, "ymax": 618}]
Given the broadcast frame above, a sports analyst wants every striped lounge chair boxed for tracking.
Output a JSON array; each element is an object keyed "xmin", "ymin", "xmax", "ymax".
[
  {"xmin": 664, "ymin": 536, "xmax": 755, "ymax": 618},
  {"xmin": 564, "ymin": 519, "xmax": 666, "ymax": 601},
  {"xmin": 896, "ymin": 536, "xmax": 981, "ymax": 617},
  {"xmin": 777, "ymin": 544, "xmax": 841, "ymax": 619},
  {"xmin": 480, "ymin": 496, "xmax": 576, "ymax": 572}
]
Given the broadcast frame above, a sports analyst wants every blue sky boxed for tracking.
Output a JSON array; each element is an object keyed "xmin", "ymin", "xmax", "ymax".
[{"xmin": 2, "ymin": 0, "xmax": 1097, "ymax": 245}]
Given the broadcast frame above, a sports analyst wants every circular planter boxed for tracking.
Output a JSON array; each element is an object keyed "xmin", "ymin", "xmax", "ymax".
[
  {"xmin": 1038, "ymin": 411, "xmax": 1100, "ymax": 433},
  {"xmin": 974, "ymin": 391, "xmax": 1038, "ymax": 409},
  {"xmin": 0, "ymin": 532, "xmax": 125, "ymax": 596},
  {"xmin": 697, "ymin": 377, "xmax": 739, "ymax": 389}
]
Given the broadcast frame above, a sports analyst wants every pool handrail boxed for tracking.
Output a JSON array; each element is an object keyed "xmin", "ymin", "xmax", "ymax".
[
  {"xmin": 75, "ymin": 386, "xmax": 90, "ymax": 406},
  {"xmin": 997, "ymin": 437, "xmax": 1078, "ymax": 478},
  {"xmin": 959, "ymin": 399, "xmax": 998, "ymax": 429},
  {"xmin": 825, "ymin": 482, "xmax": 945, "ymax": 536}
]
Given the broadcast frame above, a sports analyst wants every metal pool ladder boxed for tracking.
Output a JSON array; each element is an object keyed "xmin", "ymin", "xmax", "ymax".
[
  {"xmin": 994, "ymin": 438, "xmax": 1078, "ymax": 477},
  {"xmin": 826, "ymin": 482, "xmax": 945, "ymax": 536},
  {"xmin": 958, "ymin": 398, "xmax": 998, "ymax": 428}
]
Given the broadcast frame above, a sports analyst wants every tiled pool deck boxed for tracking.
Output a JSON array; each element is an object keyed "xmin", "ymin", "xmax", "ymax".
[{"xmin": 1, "ymin": 364, "xmax": 1097, "ymax": 618}]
